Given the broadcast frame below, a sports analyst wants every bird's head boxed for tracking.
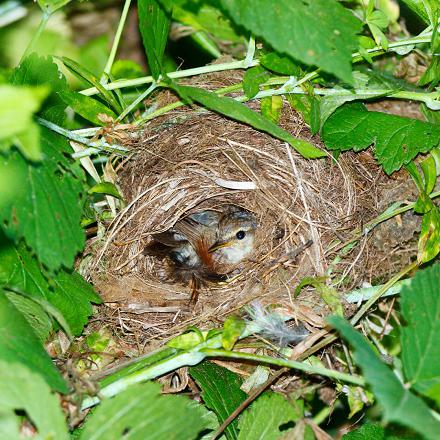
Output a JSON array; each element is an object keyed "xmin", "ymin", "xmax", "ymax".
[{"xmin": 208, "ymin": 209, "xmax": 257, "ymax": 264}]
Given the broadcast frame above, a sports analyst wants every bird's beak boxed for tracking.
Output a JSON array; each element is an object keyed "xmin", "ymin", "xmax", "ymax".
[{"xmin": 208, "ymin": 241, "xmax": 232, "ymax": 252}]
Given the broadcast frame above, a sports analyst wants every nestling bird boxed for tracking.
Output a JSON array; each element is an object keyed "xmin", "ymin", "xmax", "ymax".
[{"xmin": 144, "ymin": 206, "xmax": 258, "ymax": 303}]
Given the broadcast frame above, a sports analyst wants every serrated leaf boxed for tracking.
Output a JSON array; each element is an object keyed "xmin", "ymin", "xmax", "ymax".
[
  {"xmin": 342, "ymin": 423, "xmax": 385, "ymax": 439},
  {"xmin": 221, "ymin": 0, "xmax": 362, "ymax": 84},
  {"xmin": 0, "ymin": 290, "xmax": 67, "ymax": 392},
  {"xmin": 11, "ymin": 53, "xmax": 68, "ymax": 125},
  {"xmin": 322, "ymin": 103, "xmax": 440, "ymax": 174},
  {"xmin": 0, "ymin": 360, "xmax": 68, "ymax": 438},
  {"xmin": 173, "ymin": 84, "xmax": 325, "ymax": 159},
  {"xmin": 0, "ymin": 128, "xmax": 86, "ymax": 271},
  {"xmin": 138, "ymin": 0, "xmax": 171, "ymax": 80},
  {"xmin": 243, "ymin": 66, "xmax": 270, "ymax": 99},
  {"xmin": 58, "ymin": 90, "xmax": 117, "ymax": 125},
  {"xmin": 401, "ymin": 264, "xmax": 440, "ymax": 396},
  {"xmin": 0, "ymin": 85, "xmax": 48, "ymax": 161},
  {"xmin": 190, "ymin": 361, "xmax": 246, "ymax": 440},
  {"xmin": 238, "ymin": 392, "xmax": 302, "ymax": 440},
  {"xmin": 79, "ymin": 381, "xmax": 214, "ymax": 440},
  {"xmin": 0, "ymin": 240, "xmax": 101, "ymax": 336},
  {"xmin": 329, "ymin": 316, "xmax": 440, "ymax": 440},
  {"xmin": 222, "ymin": 315, "xmax": 245, "ymax": 351}
]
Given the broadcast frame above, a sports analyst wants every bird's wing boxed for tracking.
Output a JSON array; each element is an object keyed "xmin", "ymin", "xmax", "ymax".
[
  {"xmin": 187, "ymin": 210, "xmax": 220, "ymax": 227},
  {"xmin": 173, "ymin": 218, "xmax": 214, "ymax": 246},
  {"xmin": 150, "ymin": 230, "xmax": 186, "ymax": 246}
]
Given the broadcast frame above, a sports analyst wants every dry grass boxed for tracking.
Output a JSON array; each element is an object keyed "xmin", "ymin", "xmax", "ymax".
[{"xmin": 84, "ymin": 85, "xmax": 395, "ymax": 353}]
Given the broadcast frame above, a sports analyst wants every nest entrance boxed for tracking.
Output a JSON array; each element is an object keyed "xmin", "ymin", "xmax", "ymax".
[{"xmin": 87, "ymin": 95, "xmax": 392, "ymax": 349}]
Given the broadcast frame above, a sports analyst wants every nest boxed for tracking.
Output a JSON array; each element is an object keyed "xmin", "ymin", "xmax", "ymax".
[{"xmin": 86, "ymin": 77, "xmax": 415, "ymax": 350}]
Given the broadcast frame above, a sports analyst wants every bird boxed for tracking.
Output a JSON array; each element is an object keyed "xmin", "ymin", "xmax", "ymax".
[{"xmin": 144, "ymin": 206, "xmax": 258, "ymax": 304}]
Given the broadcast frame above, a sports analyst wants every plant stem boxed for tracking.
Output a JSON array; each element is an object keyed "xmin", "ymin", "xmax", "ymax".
[
  {"xmin": 101, "ymin": 0, "xmax": 132, "ymax": 83},
  {"xmin": 36, "ymin": 117, "xmax": 129, "ymax": 155},
  {"xmin": 79, "ymin": 33, "xmax": 431, "ymax": 97},
  {"xmin": 350, "ymin": 261, "xmax": 418, "ymax": 325},
  {"xmin": 300, "ymin": 261, "xmax": 419, "ymax": 360},
  {"xmin": 20, "ymin": 11, "xmax": 50, "ymax": 62},
  {"xmin": 200, "ymin": 348, "xmax": 365, "ymax": 386},
  {"xmin": 117, "ymin": 81, "xmax": 158, "ymax": 121},
  {"xmin": 80, "ymin": 59, "xmax": 259, "ymax": 96}
]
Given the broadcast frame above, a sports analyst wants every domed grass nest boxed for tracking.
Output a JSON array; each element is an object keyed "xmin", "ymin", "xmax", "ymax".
[{"xmin": 85, "ymin": 80, "xmax": 404, "ymax": 350}]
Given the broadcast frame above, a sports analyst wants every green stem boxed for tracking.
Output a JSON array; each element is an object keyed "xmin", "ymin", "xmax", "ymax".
[
  {"xmin": 79, "ymin": 33, "xmax": 431, "ymax": 97},
  {"xmin": 200, "ymin": 348, "xmax": 365, "ymax": 386},
  {"xmin": 101, "ymin": 0, "xmax": 132, "ymax": 83},
  {"xmin": 21, "ymin": 11, "xmax": 50, "ymax": 61},
  {"xmin": 300, "ymin": 260, "xmax": 420, "ymax": 360},
  {"xmin": 350, "ymin": 261, "xmax": 418, "ymax": 325},
  {"xmin": 117, "ymin": 81, "xmax": 158, "ymax": 121},
  {"xmin": 36, "ymin": 117, "xmax": 129, "ymax": 156},
  {"xmin": 312, "ymin": 405, "xmax": 332, "ymax": 425},
  {"xmin": 135, "ymin": 82, "xmax": 243, "ymax": 125},
  {"xmin": 80, "ymin": 59, "xmax": 259, "ymax": 96}
]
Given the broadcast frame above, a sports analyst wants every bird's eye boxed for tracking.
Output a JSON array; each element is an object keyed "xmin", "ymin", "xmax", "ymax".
[{"xmin": 236, "ymin": 230, "xmax": 246, "ymax": 240}]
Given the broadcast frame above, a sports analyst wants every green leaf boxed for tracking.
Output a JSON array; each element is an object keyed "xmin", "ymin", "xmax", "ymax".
[
  {"xmin": 0, "ymin": 290, "xmax": 67, "ymax": 392},
  {"xmin": 221, "ymin": 0, "xmax": 362, "ymax": 84},
  {"xmin": 0, "ymin": 241, "xmax": 101, "ymax": 336},
  {"xmin": 238, "ymin": 392, "xmax": 302, "ymax": 440},
  {"xmin": 79, "ymin": 381, "xmax": 214, "ymax": 440},
  {"xmin": 222, "ymin": 315, "xmax": 245, "ymax": 351},
  {"xmin": 261, "ymin": 95, "xmax": 283, "ymax": 125},
  {"xmin": 419, "ymin": 12, "xmax": 440, "ymax": 88},
  {"xmin": 329, "ymin": 316, "xmax": 440, "ymax": 440},
  {"xmin": 111, "ymin": 60, "xmax": 145, "ymax": 80},
  {"xmin": 59, "ymin": 56, "xmax": 122, "ymax": 114},
  {"xmin": 295, "ymin": 276, "xmax": 343, "ymax": 315},
  {"xmin": 11, "ymin": 53, "xmax": 68, "ymax": 125},
  {"xmin": 243, "ymin": 66, "xmax": 270, "ymax": 99},
  {"xmin": 173, "ymin": 84, "xmax": 325, "ymax": 159},
  {"xmin": 0, "ymin": 128, "xmax": 86, "ymax": 271},
  {"xmin": 138, "ymin": 0, "xmax": 171, "ymax": 80},
  {"xmin": 171, "ymin": 0, "xmax": 242, "ymax": 43},
  {"xmin": 286, "ymin": 94, "xmax": 312, "ymax": 124},
  {"xmin": 5, "ymin": 290, "xmax": 53, "ymax": 342},
  {"xmin": 401, "ymin": 264, "xmax": 440, "ymax": 396},
  {"xmin": 260, "ymin": 52, "xmax": 301, "ymax": 76},
  {"xmin": 167, "ymin": 328, "xmax": 204, "ymax": 349},
  {"xmin": 58, "ymin": 90, "xmax": 117, "ymax": 125},
  {"xmin": 322, "ymin": 103, "xmax": 440, "ymax": 174},
  {"xmin": 342, "ymin": 423, "xmax": 385, "ymax": 439},
  {"xmin": 418, "ymin": 207, "xmax": 440, "ymax": 263},
  {"xmin": 0, "ymin": 85, "xmax": 49, "ymax": 161},
  {"xmin": 401, "ymin": 0, "xmax": 439, "ymax": 26},
  {"xmin": 37, "ymin": 0, "xmax": 73, "ymax": 14},
  {"xmin": 88, "ymin": 182, "xmax": 123, "ymax": 199},
  {"xmin": 190, "ymin": 361, "xmax": 246, "ymax": 440},
  {"xmin": 0, "ymin": 360, "xmax": 68, "ymax": 439},
  {"xmin": 406, "ymin": 161, "xmax": 434, "ymax": 214}
]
